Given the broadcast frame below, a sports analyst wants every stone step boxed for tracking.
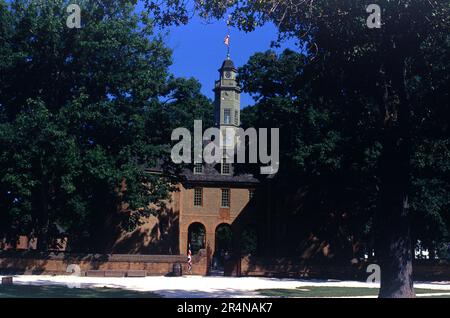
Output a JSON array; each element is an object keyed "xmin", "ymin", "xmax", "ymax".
[
  {"xmin": 85, "ymin": 270, "xmax": 105, "ymax": 277},
  {"xmin": 104, "ymin": 270, "xmax": 126, "ymax": 277},
  {"xmin": 127, "ymin": 270, "xmax": 146, "ymax": 277}
]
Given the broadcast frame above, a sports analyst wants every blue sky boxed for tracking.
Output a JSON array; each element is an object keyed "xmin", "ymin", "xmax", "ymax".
[{"xmin": 161, "ymin": 16, "xmax": 298, "ymax": 108}]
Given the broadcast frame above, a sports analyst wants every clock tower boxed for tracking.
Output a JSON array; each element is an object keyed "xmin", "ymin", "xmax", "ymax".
[{"xmin": 214, "ymin": 57, "xmax": 241, "ymax": 150}]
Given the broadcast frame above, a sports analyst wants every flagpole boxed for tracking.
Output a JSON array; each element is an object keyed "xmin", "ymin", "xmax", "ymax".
[
  {"xmin": 227, "ymin": 15, "xmax": 231, "ymax": 59},
  {"xmin": 187, "ymin": 243, "xmax": 192, "ymax": 273}
]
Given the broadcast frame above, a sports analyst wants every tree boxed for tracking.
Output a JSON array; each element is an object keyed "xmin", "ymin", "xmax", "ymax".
[
  {"xmin": 240, "ymin": 50, "xmax": 378, "ymax": 262},
  {"xmin": 144, "ymin": 0, "xmax": 450, "ymax": 297},
  {"xmin": 0, "ymin": 0, "xmax": 213, "ymax": 252}
]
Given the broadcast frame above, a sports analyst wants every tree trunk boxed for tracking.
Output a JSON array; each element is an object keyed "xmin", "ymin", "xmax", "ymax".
[
  {"xmin": 375, "ymin": 50, "xmax": 415, "ymax": 298},
  {"xmin": 36, "ymin": 183, "xmax": 49, "ymax": 251},
  {"xmin": 376, "ymin": 130, "xmax": 415, "ymax": 297},
  {"xmin": 377, "ymin": 189, "xmax": 415, "ymax": 298},
  {"xmin": 36, "ymin": 160, "xmax": 50, "ymax": 251}
]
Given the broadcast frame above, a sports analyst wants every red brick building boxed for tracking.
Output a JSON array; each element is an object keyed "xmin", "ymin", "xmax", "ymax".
[{"xmin": 112, "ymin": 57, "xmax": 265, "ymax": 265}]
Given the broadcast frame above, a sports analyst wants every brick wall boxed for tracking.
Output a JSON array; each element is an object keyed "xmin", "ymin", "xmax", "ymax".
[
  {"xmin": 179, "ymin": 184, "xmax": 256, "ymax": 264},
  {"xmin": 0, "ymin": 250, "xmax": 208, "ymax": 276},
  {"xmin": 227, "ymin": 256, "xmax": 450, "ymax": 281}
]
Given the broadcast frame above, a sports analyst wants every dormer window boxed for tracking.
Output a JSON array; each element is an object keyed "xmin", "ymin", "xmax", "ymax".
[
  {"xmin": 193, "ymin": 163, "xmax": 203, "ymax": 174},
  {"xmin": 221, "ymin": 163, "xmax": 231, "ymax": 175}
]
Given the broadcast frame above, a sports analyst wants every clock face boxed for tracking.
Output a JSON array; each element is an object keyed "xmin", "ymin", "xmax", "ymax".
[{"xmin": 225, "ymin": 71, "xmax": 232, "ymax": 79}]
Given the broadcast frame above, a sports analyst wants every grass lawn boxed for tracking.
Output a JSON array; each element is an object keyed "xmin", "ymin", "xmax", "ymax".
[
  {"xmin": 0, "ymin": 284, "xmax": 161, "ymax": 298},
  {"xmin": 257, "ymin": 286, "xmax": 450, "ymax": 298}
]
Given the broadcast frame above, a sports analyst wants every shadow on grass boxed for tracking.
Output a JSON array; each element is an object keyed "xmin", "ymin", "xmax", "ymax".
[
  {"xmin": 257, "ymin": 286, "xmax": 450, "ymax": 298},
  {"xmin": 0, "ymin": 284, "xmax": 161, "ymax": 298},
  {"xmin": 152, "ymin": 288, "xmax": 261, "ymax": 298}
]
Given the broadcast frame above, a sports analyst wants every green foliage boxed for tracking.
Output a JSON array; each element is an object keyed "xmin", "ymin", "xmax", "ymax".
[
  {"xmin": 233, "ymin": 1, "xmax": 449, "ymax": 253},
  {"xmin": 240, "ymin": 227, "xmax": 257, "ymax": 255},
  {"xmin": 239, "ymin": 43, "xmax": 450, "ymax": 252},
  {"xmin": 0, "ymin": 0, "xmax": 213, "ymax": 251},
  {"xmin": 146, "ymin": 0, "xmax": 449, "ymax": 295}
]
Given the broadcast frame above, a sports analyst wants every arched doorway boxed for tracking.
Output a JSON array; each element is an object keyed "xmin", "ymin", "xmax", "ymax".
[
  {"xmin": 187, "ymin": 222, "xmax": 206, "ymax": 255},
  {"xmin": 213, "ymin": 223, "xmax": 232, "ymax": 271}
]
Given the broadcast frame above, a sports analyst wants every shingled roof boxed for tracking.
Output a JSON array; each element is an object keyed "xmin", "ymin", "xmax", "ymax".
[{"xmin": 182, "ymin": 162, "xmax": 260, "ymax": 186}]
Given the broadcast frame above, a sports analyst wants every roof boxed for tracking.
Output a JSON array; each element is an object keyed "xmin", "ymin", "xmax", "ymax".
[
  {"xmin": 182, "ymin": 162, "xmax": 260, "ymax": 186},
  {"xmin": 220, "ymin": 58, "xmax": 236, "ymax": 71},
  {"xmin": 145, "ymin": 159, "xmax": 260, "ymax": 186}
]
